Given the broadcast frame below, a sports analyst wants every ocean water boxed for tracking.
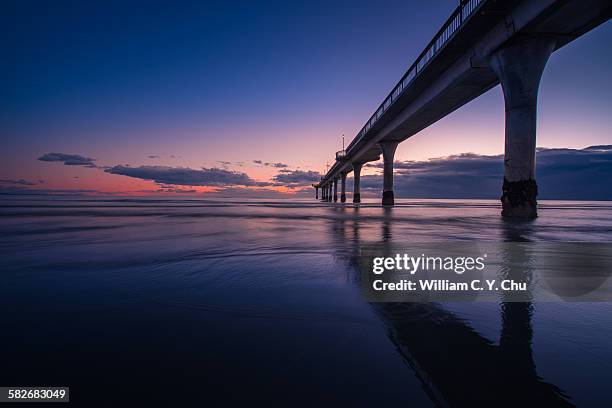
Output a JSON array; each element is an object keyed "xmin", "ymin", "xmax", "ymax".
[{"xmin": 1, "ymin": 196, "xmax": 612, "ymax": 406}]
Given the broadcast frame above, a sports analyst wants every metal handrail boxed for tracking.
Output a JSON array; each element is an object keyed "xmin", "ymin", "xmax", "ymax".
[{"xmin": 343, "ymin": 0, "xmax": 485, "ymax": 157}]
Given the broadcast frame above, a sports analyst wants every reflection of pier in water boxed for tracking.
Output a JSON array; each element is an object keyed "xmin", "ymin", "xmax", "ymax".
[{"xmin": 329, "ymin": 207, "xmax": 573, "ymax": 407}]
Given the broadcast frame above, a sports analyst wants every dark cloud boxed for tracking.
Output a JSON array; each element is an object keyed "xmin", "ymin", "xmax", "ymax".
[
  {"xmin": 267, "ymin": 162, "xmax": 288, "ymax": 168},
  {"xmin": 157, "ymin": 187, "xmax": 197, "ymax": 193},
  {"xmin": 0, "ymin": 178, "xmax": 38, "ymax": 186},
  {"xmin": 253, "ymin": 160, "xmax": 289, "ymax": 168},
  {"xmin": 358, "ymin": 146, "xmax": 612, "ymax": 200},
  {"xmin": 272, "ymin": 169, "xmax": 321, "ymax": 185},
  {"xmin": 217, "ymin": 160, "xmax": 244, "ymax": 168},
  {"xmin": 38, "ymin": 152, "xmax": 97, "ymax": 168},
  {"xmin": 104, "ymin": 165, "xmax": 268, "ymax": 187},
  {"xmin": 148, "ymin": 155, "xmax": 161, "ymax": 159}
]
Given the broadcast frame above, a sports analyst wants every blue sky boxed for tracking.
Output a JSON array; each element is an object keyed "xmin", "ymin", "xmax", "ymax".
[{"xmin": 1, "ymin": 1, "xmax": 610, "ymax": 196}]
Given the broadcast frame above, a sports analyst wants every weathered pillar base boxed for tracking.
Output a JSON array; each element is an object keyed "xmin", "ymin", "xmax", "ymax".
[
  {"xmin": 382, "ymin": 191, "xmax": 394, "ymax": 206},
  {"xmin": 501, "ymin": 178, "xmax": 537, "ymax": 218},
  {"xmin": 340, "ymin": 194, "xmax": 346, "ymax": 203},
  {"xmin": 353, "ymin": 193, "xmax": 361, "ymax": 203}
]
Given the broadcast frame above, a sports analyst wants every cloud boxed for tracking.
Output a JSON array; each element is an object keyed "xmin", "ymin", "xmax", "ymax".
[
  {"xmin": 272, "ymin": 169, "xmax": 321, "ymax": 185},
  {"xmin": 38, "ymin": 152, "xmax": 97, "ymax": 168},
  {"xmin": 104, "ymin": 165, "xmax": 268, "ymax": 187},
  {"xmin": 0, "ymin": 178, "xmax": 39, "ymax": 186},
  {"xmin": 253, "ymin": 160, "xmax": 289, "ymax": 168},
  {"xmin": 157, "ymin": 187, "xmax": 197, "ymax": 193},
  {"xmin": 216, "ymin": 160, "xmax": 244, "ymax": 168},
  {"xmin": 0, "ymin": 187, "xmax": 97, "ymax": 195},
  {"xmin": 148, "ymin": 155, "xmax": 161, "ymax": 159},
  {"xmin": 267, "ymin": 162, "xmax": 288, "ymax": 168},
  {"xmin": 358, "ymin": 145, "xmax": 612, "ymax": 200}
]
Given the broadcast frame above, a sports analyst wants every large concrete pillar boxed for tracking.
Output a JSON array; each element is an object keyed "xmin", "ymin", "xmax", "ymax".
[
  {"xmin": 379, "ymin": 141, "xmax": 399, "ymax": 206},
  {"xmin": 490, "ymin": 37, "xmax": 555, "ymax": 219},
  {"xmin": 323, "ymin": 184, "xmax": 327, "ymax": 201},
  {"xmin": 327, "ymin": 184, "xmax": 332, "ymax": 202},
  {"xmin": 315, "ymin": 186, "xmax": 319, "ymax": 199},
  {"xmin": 333, "ymin": 178, "xmax": 338, "ymax": 202},
  {"xmin": 352, "ymin": 163, "xmax": 362, "ymax": 203},
  {"xmin": 340, "ymin": 173, "xmax": 347, "ymax": 203}
]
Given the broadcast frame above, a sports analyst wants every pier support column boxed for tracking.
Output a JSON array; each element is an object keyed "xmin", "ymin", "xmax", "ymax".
[
  {"xmin": 333, "ymin": 178, "xmax": 338, "ymax": 202},
  {"xmin": 315, "ymin": 186, "xmax": 319, "ymax": 199},
  {"xmin": 340, "ymin": 173, "xmax": 347, "ymax": 203},
  {"xmin": 490, "ymin": 37, "xmax": 555, "ymax": 219},
  {"xmin": 379, "ymin": 141, "xmax": 399, "ymax": 206},
  {"xmin": 323, "ymin": 184, "xmax": 327, "ymax": 201},
  {"xmin": 327, "ymin": 184, "xmax": 332, "ymax": 202},
  {"xmin": 352, "ymin": 163, "xmax": 362, "ymax": 203}
]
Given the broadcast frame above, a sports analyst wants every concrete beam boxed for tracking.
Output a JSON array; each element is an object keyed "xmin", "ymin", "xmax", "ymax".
[{"xmin": 490, "ymin": 36, "xmax": 555, "ymax": 218}]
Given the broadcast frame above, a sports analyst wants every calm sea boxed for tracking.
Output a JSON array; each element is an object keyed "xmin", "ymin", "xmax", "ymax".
[{"xmin": 1, "ymin": 196, "xmax": 612, "ymax": 406}]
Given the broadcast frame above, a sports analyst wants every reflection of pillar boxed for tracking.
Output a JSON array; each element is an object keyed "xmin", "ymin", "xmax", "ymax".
[
  {"xmin": 490, "ymin": 37, "xmax": 555, "ymax": 218},
  {"xmin": 379, "ymin": 141, "xmax": 399, "ymax": 206},
  {"xmin": 340, "ymin": 173, "xmax": 347, "ymax": 203},
  {"xmin": 352, "ymin": 163, "xmax": 362, "ymax": 203},
  {"xmin": 333, "ymin": 178, "xmax": 338, "ymax": 202},
  {"xmin": 381, "ymin": 206, "xmax": 392, "ymax": 241}
]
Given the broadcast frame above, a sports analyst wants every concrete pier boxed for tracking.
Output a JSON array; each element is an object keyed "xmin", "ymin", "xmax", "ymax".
[
  {"xmin": 490, "ymin": 37, "xmax": 555, "ymax": 218},
  {"xmin": 352, "ymin": 163, "xmax": 362, "ymax": 203},
  {"xmin": 314, "ymin": 1, "xmax": 607, "ymax": 213},
  {"xmin": 328, "ymin": 184, "xmax": 333, "ymax": 202},
  {"xmin": 340, "ymin": 173, "xmax": 347, "ymax": 203},
  {"xmin": 379, "ymin": 141, "xmax": 398, "ymax": 206},
  {"xmin": 332, "ymin": 179, "xmax": 337, "ymax": 202},
  {"xmin": 315, "ymin": 186, "xmax": 319, "ymax": 199}
]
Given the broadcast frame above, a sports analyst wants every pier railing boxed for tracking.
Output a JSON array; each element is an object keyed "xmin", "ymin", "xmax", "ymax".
[{"xmin": 343, "ymin": 0, "xmax": 485, "ymax": 157}]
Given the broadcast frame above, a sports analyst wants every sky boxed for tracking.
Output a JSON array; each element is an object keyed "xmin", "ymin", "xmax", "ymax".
[{"xmin": 1, "ymin": 1, "xmax": 610, "ymax": 197}]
